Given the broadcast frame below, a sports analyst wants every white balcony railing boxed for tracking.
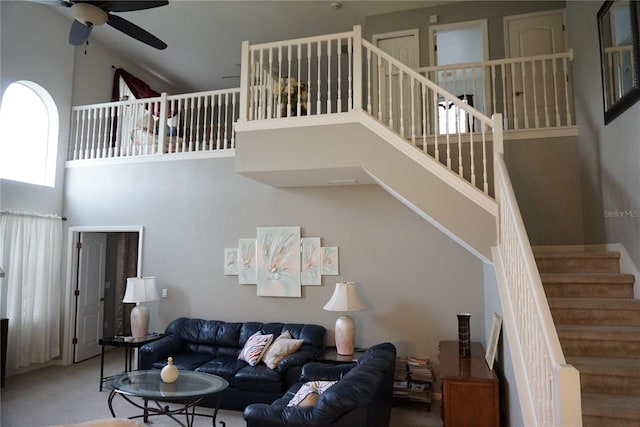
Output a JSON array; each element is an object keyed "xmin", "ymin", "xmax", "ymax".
[
  {"xmin": 68, "ymin": 89, "xmax": 239, "ymax": 161},
  {"xmin": 417, "ymin": 51, "xmax": 574, "ymax": 131}
]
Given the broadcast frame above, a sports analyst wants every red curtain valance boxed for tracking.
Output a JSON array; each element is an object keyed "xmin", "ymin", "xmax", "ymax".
[{"xmin": 111, "ymin": 68, "xmax": 160, "ymax": 102}]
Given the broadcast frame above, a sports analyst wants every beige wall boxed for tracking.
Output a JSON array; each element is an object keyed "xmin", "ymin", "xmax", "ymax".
[
  {"xmin": 567, "ymin": 2, "xmax": 640, "ymax": 266},
  {"xmin": 64, "ymin": 157, "xmax": 487, "ymax": 359},
  {"xmin": 505, "ymin": 136, "xmax": 584, "ymax": 245}
]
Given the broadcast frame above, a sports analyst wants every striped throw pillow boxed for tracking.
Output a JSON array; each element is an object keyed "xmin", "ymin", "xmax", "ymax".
[{"xmin": 238, "ymin": 332, "xmax": 274, "ymax": 366}]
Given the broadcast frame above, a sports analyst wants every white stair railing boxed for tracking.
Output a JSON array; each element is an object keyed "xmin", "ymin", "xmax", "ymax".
[
  {"xmin": 68, "ymin": 89, "xmax": 239, "ymax": 161},
  {"xmin": 494, "ymin": 154, "xmax": 582, "ymax": 426},
  {"xmin": 417, "ymin": 51, "xmax": 574, "ymax": 131}
]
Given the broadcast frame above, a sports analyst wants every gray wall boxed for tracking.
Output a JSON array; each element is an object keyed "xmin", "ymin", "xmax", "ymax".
[
  {"xmin": 365, "ymin": 1, "xmax": 566, "ymax": 67},
  {"xmin": 0, "ymin": 1, "xmax": 74, "ymax": 215},
  {"xmin": 567, "ymin": 2, "xmax": 640, "ymax": 267},
  {"xmin": 64, "ymin": 157, "xmax": 487, "ymax": 358}
]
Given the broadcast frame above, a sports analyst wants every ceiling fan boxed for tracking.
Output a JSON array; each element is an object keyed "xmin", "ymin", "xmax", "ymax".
[{"xmin": 59, "ymin": 1, "xmax": 169, "ymax": 50}]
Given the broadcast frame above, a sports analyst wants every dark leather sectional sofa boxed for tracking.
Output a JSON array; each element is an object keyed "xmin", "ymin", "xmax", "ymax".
[
  {"xmin": 139, "ymin": 317, "xmax": 326, "ymax": 410},
  {"xmin": 243, "ymin": 342, "xmax": 397, "ymax": 427}
]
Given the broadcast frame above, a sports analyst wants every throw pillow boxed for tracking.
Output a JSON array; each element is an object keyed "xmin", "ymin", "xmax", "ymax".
[
  {"xmin": 238, "ymin": 332, "xmax": 274, "ymax": 366},
  {"xmin": 262, "ymin": 334, "xmax": 304, "ymax": 369},
  {"xmin": 287, "ymin": 380, "xmax": 337, "ymax": 407}
]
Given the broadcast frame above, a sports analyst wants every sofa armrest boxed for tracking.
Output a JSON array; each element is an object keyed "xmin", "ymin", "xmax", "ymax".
[
  {"xmin": 139, "ymin": 335, "xmax": 185, "ymax": 369},
  {"xmin": 276, "ymin": 348, "xmax": 316, "ymax": 374},
  {"xmin": 244, "ymin": 403, "xmax": 315, "ymax": 427},
  {"xmin": 300, "ymin": 362, "xmax": 355, "ymax": 382}
]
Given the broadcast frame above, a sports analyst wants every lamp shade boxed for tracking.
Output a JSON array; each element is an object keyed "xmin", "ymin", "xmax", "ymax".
[
  {"xmin": 323, "ymin": 282, "xmax": 366, "ymax": 312},
  {"xmin": 123, "ymin": 277, "xmax": 159, "ymax": 303}
]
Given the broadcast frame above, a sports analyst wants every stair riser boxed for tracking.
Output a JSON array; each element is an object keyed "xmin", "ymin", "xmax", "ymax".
[
  {"xmin": 543, "ymin": 284, "xmax": 634, "ymax": 298},
  {"xmin": 580, "ymin": 374, "xmax": 640, "ymax": 396},
  {"xmin": 560, "ymin": 339, "xmax": 640, "ymax": 358},
  {"xmin": 583, "ymin": 415, "xmax": 640, "ymax": 427},
  {"xmin": 537, "ymin": 258, "xmax": 620, "ymax": 273},
  {"xmin": 551, "ymin": 309, "xmax": 640, "ymax": 327}
]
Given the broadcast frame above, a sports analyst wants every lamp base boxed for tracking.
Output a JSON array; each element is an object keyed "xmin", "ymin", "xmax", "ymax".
[
  {"xmin": 130, "ymin": 303, "xmax": 149, "ymax": 338},
  {"xmin": 335, "ymin": 315, "xmax": 356, "ymax": 356}
]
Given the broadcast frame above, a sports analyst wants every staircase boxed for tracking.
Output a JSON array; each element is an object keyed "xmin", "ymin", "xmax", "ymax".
[{"xmin": 534, "ymin": 246, "xmax": 640, "ymax": 427}]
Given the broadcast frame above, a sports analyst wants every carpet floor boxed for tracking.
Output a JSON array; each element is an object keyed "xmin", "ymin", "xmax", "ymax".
[{"xmin": 0, "ymin": 348, "xmax": 442, "ymax": 426}]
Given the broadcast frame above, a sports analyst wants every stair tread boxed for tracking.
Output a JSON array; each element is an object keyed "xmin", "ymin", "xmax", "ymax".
[
  {"xmin": 548, "ymin": 297, "xmax": 640, "ymax": 309},
  {"xmin": 534, "ymin": 250, "xmax": 620, "ymax": 260},
  {"xmin": 568, "ymin": 356, "xmax": 640, "ymax": 376},
  {"xmin": 581, "ymin": 393, "xmax": 640, "ymax": 418},
  {"xmin": 540, "ymin": 273, "xmax": 635, "ymax": 283},
  {"xmin": 556, "ymin": 324, "xmax": 640, "ymax": 339}
]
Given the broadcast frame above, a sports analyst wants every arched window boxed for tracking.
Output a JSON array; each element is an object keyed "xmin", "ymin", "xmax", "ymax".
[{"xmin": 0, "ymin": 81, "xmax": 59, "ymax": 187}]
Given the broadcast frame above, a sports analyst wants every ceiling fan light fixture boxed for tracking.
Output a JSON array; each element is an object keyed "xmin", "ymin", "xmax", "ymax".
[{"xmin": 71, "ymin": 3, "xmax": 108, "ymax": 27}]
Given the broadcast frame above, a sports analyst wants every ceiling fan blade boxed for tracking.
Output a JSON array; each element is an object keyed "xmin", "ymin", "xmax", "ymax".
[
  {"xmin": 107, "ymin": 1, "xmax": 169, "ymax": 13},
  {"xmin": 106, "ymin": 14, "xmax": 167, "ymax": 50},
  {"xmin": 69, "ymin": 19, "xmax": 93, "ymax": 45}
]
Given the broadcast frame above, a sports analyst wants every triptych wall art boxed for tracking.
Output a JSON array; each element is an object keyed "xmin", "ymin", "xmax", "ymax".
[{"xmin": 224, "ymin": 226, "xmax": 339, "ymax": 297}]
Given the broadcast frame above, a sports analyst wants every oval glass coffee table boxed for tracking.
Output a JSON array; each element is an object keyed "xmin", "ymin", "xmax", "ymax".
[{"xmin": 108, "ymin": 370, "xmax": 228, "ymax": 427}]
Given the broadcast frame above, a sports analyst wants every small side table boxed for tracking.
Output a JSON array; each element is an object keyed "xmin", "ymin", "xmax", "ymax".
[
  {"xmin": 99, "ymin": 334, "xmax": 163, "ymax": 391},
  {"xmin": 315, "ymin": 347, "xmax": 367, "ymax": 364}
]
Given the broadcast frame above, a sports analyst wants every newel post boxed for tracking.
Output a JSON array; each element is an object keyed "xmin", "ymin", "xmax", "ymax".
[
  {"xmin": 352, "ymin": 25, "xmax": 363, "ymax": 112},
  {"xmin": 239, "ymin": 40, "xmax": 251, "ymax": 122}
]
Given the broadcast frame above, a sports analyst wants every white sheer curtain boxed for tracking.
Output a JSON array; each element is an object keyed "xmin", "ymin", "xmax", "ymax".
[{"xmin": 0, "ymin": 211, "xmax": 62, "ymax": 370}]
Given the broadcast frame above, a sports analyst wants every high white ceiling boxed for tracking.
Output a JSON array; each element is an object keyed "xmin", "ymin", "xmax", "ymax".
[{"xmin": 47, "ymin": 0, "xmax": 446, "ymax": 92}]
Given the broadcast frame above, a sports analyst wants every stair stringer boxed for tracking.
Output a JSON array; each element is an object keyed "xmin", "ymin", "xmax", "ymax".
[{"xmin": 234, "ymin": 112, "xmax": 497, "ymax": 261}]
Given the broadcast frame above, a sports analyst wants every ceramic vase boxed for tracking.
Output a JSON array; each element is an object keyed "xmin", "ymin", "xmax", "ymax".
[
  {"xmin": 161, "ymin": 356, "xmax": 179, "ymax": 383},
  {"xmin": 457, "ymin": 313, "xmax": 471, "ymax": 358}
]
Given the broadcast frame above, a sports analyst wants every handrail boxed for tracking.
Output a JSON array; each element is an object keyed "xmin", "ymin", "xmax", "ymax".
[
  {"xmin": 417, "ymin": 49, "xmax": 573, "ymax": 73},
  {"xmin": 495, "ymin": 154, "xmax": 582, "ymax": 426}
]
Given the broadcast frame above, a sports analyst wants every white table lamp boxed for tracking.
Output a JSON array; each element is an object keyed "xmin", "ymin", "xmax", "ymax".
[
  {"xmin": 323, "ymin": 282, "xmax": 366, "ymax": 356},
  {"xmin": 123, "ymin": 277, "xmax": 159, "ymax": 338}
]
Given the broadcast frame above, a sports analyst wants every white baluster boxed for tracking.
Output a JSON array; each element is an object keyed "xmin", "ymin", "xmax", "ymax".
[
  {"xmin": 399, "ymin": 71, "xmax": 405, "ymax": 138},
  {"xmin": 563, "ymin": 57, "xmax": 572, "ymax": 126},
  {"xmin": 317, "ymin": 41, "xmax": 322, "ymax": 115},
  {"xmin": 377, "ymin": 55, "xmax": 383, "ymax": 121},
  {"xmin": 337, "ymin": 37, "xmax": 342, "ymax": 113},
  {"xmin": 456, "ymin": 106, "xmax": 462, "ymax": 178},
  {"xmin": 73, "ymin": 110, "xmax": 80, "ymax": 160},
  {"xmin": 387, "ymin": 62, "xmax": 393, "ymax": 129},
  {"xmin": 531, "ymin": 59, "xmax": 539, "ymax": 128},
  {"xmin": 306, "ymin": 42, "xmax": 311, "ymax": 116},
  {"xmin": 481, "ymin": 123, "xmax": 488, "ymax": 194},
  {"xmin": 287, "ymin": 44, "xmax": 292, "ymax": 116},
  {"xmin": 278, "ymin": 46, "xmax": 283, "ymax": 118},
  {"xmin": 297, "ymin": 43, "xmax": 302, "ymax": 116},
  {"xmin": 326, "ymin": 40, "xmax": 332, "ymax": 114},
  {"xmin": 521, "ymin": 61, "xmax": 529, "ymax": 129},
  {"xmin": 189, "ymin": 97, "xmax": 195, "ymax": 152},
  {"xmin": 366, "ymin": 48, "xmax": 372, "ymax": 114},
  {"xmin": 422, "ymin": 83, "xmax": 427, "ymax": 154},
  {"xmin": 347, "ymin": 36, "xmax": 352, "ymax": 110},
  {"xmin": 410, "ymin": 77, "xmax": 415, "ymax": 146},
  {"xmin": 469, "ymin": 121, "xmax": 475, "ymax": 188},
  {"xmin": 231, "ymin": 91, "xmax": 237, "ymax": 149},
  {"xmin": 541, "ymin": 59, "xmax": 550, "ymax": 127},
  {"xmin": 510, "ymin": 62, "xmax": 518, "ymax": 129},
  {"xmin": 552, "ymin": 59, "xmax": 561, "ymax": 127}
]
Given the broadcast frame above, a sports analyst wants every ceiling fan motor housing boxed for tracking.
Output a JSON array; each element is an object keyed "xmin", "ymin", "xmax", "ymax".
[{"xmin": 72, "ymin": 3, "xmax": 108, "ymax": 27}]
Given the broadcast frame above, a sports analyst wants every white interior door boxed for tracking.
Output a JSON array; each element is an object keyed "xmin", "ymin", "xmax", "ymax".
[
  {"xmin": 505, "ymin": 9, "xmax": 568, "ymax": 128},
  {"xmin": 373, "ymin": 30, "xmax": 420, "ymax": 138},
  {"xmin": 74, "ymin": 232, "xmax": 106, "ymax": 362}
]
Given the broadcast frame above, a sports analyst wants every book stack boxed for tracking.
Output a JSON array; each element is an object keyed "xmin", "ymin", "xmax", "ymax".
[
  {"xmin": 393, "ymin": 355, "xmax": 409, "ymax": 398},
  {"xmin": 393, "ymin": 355, "xmax": 435, "ymax": 410},
  {"xmin": 407, "ymin": 356, "xmax": 434, "ymax": 404}
]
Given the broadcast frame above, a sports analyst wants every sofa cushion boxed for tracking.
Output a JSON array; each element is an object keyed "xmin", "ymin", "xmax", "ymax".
[
  {"xmin": 151, "ymin": 352, "xmax": 213, "ymax": 371},
  {"xmin": 195, "ymin": 356, "xmax": 246, "ymax": 378},
  {"xmin": 234, "ymin": 364, "xmax": 284, "ymax": 393}
]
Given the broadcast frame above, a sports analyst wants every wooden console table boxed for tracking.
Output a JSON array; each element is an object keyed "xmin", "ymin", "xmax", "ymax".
[{"xmin": 439, "ymin": 340, "xmax": 499, "ymax": 426}]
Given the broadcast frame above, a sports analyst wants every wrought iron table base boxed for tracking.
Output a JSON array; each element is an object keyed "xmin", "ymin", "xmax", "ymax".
[{"xmin": 108, "ymin": 389, "xmax": 223, "ymax": 427}]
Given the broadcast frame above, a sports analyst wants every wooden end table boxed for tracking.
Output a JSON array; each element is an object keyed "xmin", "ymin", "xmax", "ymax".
[
  {"xmin": 315, "ymin": 346, "xmax": 367, "ymax": 364},
  {"xmin": 98, "ymin": 334, "xmax": 163, "ymax": 391}
]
